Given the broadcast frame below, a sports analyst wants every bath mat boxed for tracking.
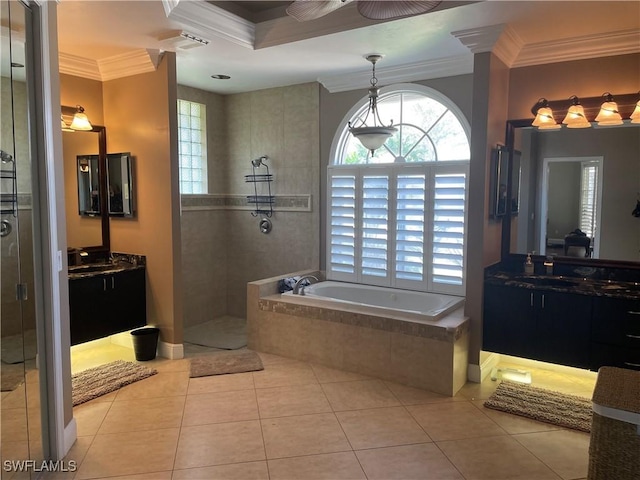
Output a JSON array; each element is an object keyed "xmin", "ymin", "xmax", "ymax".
[
  {"xmin": 72, "ymin": 360, "xmax": 157, "ymax": 406},
  {"xmin": 484, "ymin": 381, "xmax": 592, "ymax": 432},
  {"xmin": 183, "ymin": 316, "xmax": 246, "ymax": 350},
  {"xmin": 190, "ymin": 350, "xmax": 263, "ymax": 378}
]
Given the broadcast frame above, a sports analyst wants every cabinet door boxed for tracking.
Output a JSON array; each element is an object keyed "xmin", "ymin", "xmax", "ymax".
[
  {"xmin": 69, "ymin": 275, "xmax": 110, "ymax": 345},
  {"xmin": 592, "ymin": 297, "xmax": 640, "ymax": 348},
  {"xmin": 483, "ymin": 284, "xmax": 537, "ymax": 358},
  {"xmin": 534, "ymin": 291, "xmax": 591, "ymax": 369},
  {"xmin": 105, "ymin": 268, "xmax": 147, "ymax": 334}
]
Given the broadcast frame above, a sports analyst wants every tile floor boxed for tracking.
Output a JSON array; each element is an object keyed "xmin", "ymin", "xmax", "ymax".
[{"xmin": 26, "ymin": 342, "xmax": 597, "ymax": 480}]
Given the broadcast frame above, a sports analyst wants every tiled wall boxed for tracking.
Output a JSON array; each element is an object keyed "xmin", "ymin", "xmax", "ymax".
[{"xmin": 180, "ymin": 83, "xmax": 320, "ymax": 326}]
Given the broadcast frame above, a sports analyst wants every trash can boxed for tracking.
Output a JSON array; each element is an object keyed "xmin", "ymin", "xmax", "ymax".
[{"xmin": 131, "ymin": 327, "xmax": 159, "ymax": 361}]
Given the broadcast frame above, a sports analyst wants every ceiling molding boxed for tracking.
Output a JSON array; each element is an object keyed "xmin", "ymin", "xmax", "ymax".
[
  {"xmin": 492, "ymin": 25, "xmax": 524, "ymax": 67},
  {"xmin": 511, "ymin": 28, "xmax": 640, "ymax": 68},
  {"xmin": 319, "ymin": 55, "xmax": 473, "ymax": 93},
  {"xmin": 59, "ymin": 49, "xmax": 161, "ymax": 82},
  {"xmin": 98, "ymin": 49, "xmax": 162, "ymax": 81},
  {"xmin": 58, "ymin": 52, "xmax": 102, "ymax": 81},
  {"xmin": 165, "ymin": 0, "xmax": 255, "ymax": 49},
  {"xmin": 452, "ymin": 24, "xmax": 506, "ymax": 54}
]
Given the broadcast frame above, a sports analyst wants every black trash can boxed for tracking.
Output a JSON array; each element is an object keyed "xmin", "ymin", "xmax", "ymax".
[{"xmin": 131, "ymin": 327, "xmax": 159, "ymax": 361}]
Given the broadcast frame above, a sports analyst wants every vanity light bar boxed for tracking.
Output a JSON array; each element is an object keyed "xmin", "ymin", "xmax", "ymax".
[{"xmin": 531, "ymin": 92, "xmax": 639, "ymax": 128}]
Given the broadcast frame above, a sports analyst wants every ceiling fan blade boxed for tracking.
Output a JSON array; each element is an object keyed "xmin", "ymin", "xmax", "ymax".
[
  {"xmin": 286, "ymin": 0, "xmax": 353, "ymax": 22},
  {"xmin": 357, "ymin": 0, "xmax": 442, "ymax": 20}
]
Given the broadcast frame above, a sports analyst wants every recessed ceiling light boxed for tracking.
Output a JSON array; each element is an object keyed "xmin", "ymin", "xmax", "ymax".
[{"xmin": 211, "ymin": 74, "xmax": 231, "ymax": 80}]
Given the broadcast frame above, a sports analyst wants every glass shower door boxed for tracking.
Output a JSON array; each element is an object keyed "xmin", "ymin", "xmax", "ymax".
[{"xmin": 1, "ymin": 0, "xmax": 43, "ymax": 476}]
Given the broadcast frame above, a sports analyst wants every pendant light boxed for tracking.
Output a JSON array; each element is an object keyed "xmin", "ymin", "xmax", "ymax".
[
  {"xmin": 562, "ymin": 96, "xmax": 591, "ymax": 128},
  {"xmin": 531, "ymin": 98, "xmax": 560, "ymax": 130},
  {"xmin": 348, "ymin": 54, "xmax": 397, "ymax": 155},
  {"xmin": 630, "ymin": 92, "xmax": 640, "ymax": 124}
]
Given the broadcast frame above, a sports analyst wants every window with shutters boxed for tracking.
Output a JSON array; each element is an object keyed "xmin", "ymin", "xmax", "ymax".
[
  {"xmin": 327, "ymin": 85, "xmax": 470, "ymax": 295},
  {"xmin": 177, "ymin": 99, "xmax": 207, "ymax": 194},
  {"xmin": 579, "ymin": 161, "xmax": 599, "ymax": 238}
]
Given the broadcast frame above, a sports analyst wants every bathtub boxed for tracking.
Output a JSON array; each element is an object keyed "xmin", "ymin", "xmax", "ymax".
[{"xmin": 283, "ymin": 281, "xmax": 464, "ymax": 322}]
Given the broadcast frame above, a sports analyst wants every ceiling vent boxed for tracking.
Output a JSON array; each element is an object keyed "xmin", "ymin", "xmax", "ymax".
[{"xmin": 158, "ymin": 30, "xmax": 210, "ymax": 51}]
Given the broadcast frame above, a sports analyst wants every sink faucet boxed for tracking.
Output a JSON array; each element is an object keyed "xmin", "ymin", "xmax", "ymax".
[
  {"xmin": 293, "ymin": 275, "xmax": 319, "ymax": 295},
  {"xmin": 544, "ymin": 255, "xmax": 554, "ymax": 275}
]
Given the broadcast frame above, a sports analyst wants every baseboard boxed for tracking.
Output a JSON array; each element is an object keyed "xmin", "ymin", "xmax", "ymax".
[
  {"xmin": 467, "ymin": 352, "xmax": 500, "ymax": 383},
  {"xmin": 62, "ymin": 418, "xmax": 77, "ymax": 459},
  {"xmin": 158, "ymin": 341, "xmax": 184, "ymax": 359}
]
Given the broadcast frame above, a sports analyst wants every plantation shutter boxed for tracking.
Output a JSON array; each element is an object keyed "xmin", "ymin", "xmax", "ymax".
[
  {"xmin": 360, "ymin": 174, "xmax": 390, "ymax": 285},
  {"xmin": 430, "ymin": 169, "xmax": 466, "ymax": 293},
  {"xmin": 329, "ymin": 173, "xmax": 357, "ymax": 281},
  {"xmin": 395, "ymin": 173, "xmax": 426, "ymax": 286},
  {"xmin": 579, "ymin": 162, "xmax": 598, "ymax": 238}
]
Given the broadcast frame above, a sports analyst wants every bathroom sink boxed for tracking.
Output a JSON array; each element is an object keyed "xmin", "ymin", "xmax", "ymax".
[{"xmin": 516, "ymin": 276, "xmax": 581, "ymax": 288}]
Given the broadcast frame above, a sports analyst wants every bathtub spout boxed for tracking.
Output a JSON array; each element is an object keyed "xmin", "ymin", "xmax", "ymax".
[{"xmin": 293, "ymin": 275, "xmax": 318, "ymax": 295}]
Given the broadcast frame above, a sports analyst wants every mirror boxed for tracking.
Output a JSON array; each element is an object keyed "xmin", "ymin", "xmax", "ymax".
[
  {"xmin": 77, "ymin": 152, "xmax": 134, "ymax": 217},
  {"xmin": 107, "ymin": 152, "xmax": 134, "ymax": 216},
  {"xmin": 64, "ymin": 126, "xmax": 109, "ymax": 253},
  {"xmin": 490, "ymin": 145, "xmax": 520, "ymax": 218},
  {"xmin": 504, "ymin": 121, "xmax": 640, "ymax": 263}
]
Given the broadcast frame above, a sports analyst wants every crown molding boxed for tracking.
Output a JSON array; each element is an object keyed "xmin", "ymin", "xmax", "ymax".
[
  {"xmin": 511, "ymin": 28, "xmax": 640, "ymax": 68},
  {"xmin": 492, "ymin": 25, "xmax": 524, "ymax": 67},
  {"xmin": 164, "ymin": 0, "xmax": 255, "ymax": 49},
  {"xmin": 98, "ymin": 49, "xmax": 162, "ymax": 81},
  {"xmin": 319, "ymin": 55, "xmax": 473, "ymax": 93},
  {"xmin": 58, "ymin": 52, "xmax": 102, "ymax": 81},
  {"xmin": 452, "ymin": 24, "xmax": 506, "ymax": 54}
]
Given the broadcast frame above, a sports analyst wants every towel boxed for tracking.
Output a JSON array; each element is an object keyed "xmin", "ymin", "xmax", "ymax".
[{"xmin": 278, "ymin": 276, "xmax": 312, "ymax": 293}]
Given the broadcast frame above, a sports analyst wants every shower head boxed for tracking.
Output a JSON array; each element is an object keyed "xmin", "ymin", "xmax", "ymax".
[{"xmin": 251, "ymin": 155, "xmax": 268, "ymax": 167}]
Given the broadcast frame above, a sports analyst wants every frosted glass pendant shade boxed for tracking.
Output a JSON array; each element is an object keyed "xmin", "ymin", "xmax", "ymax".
[
  {"xmin": 350, "ymin": 126, "xmax": 397, "ymax": 153},
  {"xmin": 70, "ymin": 112, "xmax": 93, "ymax": 131},
  {"xmin": 562, "ymin": 104, "xmax": 591, "ymax": 128},
  {"xmin": 630, "ymin": 101, "xmax": 640, "ymax": 124},
  {"xmin": 532, "ymin": 107, "xmax": 560, "ymax": 129},
  {"xmin": 595, "ymin": 101, "xmax": 623, "ymax": 125}
]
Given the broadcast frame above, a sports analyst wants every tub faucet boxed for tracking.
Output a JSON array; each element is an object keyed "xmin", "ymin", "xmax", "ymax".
[{"xmin": 293, "ymin": 275, "xmax": 318, "ymax": 295}]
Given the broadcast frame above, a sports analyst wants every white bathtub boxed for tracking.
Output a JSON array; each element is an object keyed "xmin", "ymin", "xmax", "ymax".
[{"xmin": 283, "ymin": 281, "xmax": 464, "ymax": 322}]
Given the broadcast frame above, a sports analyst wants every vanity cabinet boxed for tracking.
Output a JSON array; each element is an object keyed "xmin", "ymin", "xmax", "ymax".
[
  {"xmin": 69, "ymin": 267, "xmax": 146, "ymax": 345},
  {"xmin": 591, "ymin": 296, "xmax": 640, "ymax": 371},
  {"xmin": 483, "ymin": 284, "xmax": 592, "ymax": 368}
]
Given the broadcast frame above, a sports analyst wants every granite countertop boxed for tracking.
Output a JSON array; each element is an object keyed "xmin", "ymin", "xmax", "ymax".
[
  {"xmin": 486, "ymin": 272, "xmax": 640, "ymax": 300},
  {"xmin": 68, "ymin": 262, "xmax": 145, "ymax": 279}
]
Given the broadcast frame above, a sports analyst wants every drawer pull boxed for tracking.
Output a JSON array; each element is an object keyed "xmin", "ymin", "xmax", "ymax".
[
  {"xmin": 623, "ymin": 361, "xmax": 640, "ymax": 368},
  {"xmin": 628, "ymin": 311, "xmax": 640, "ymax": 316},
  {"xmin": 103, "ymin": 278, "xmax": 107, "ymax": 291},
  {"xmin": 625, "ymin": 334, "xmax": 640, "ymax": 340}
]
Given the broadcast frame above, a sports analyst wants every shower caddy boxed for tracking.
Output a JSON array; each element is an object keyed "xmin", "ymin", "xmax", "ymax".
[
  {"xmin": 245, "ymin": 155, "xmax": 274, "ymax": 233},
  {"xmin": 0, "ymin": 149, "xmax": 17, "ymax": 237}
]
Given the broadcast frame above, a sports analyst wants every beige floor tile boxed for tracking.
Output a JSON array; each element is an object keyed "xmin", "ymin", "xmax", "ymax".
[
  {"xmin": 261, "ymin": 413, "xmax": 351, "ymax": 459},
  {"xmin": 147, "ymin": 357, "xmax": 191, "ymax": 373},
  {"xmin": 1, "ymin": 385, "xmax": 27, "ymax": 410},
  {"xmin": 74, "ymin": 428, "xmax": 179, "ymax": 479},
  {"xmin": 455, "ymin": 379, "xmax": 501, "ymax": 400},
  {"xmin": 73, "ymin": 401, "xmax": 112, "ymax": 437},
  {"xmin": 253, "ymin": 362, "xmax": 318, "ymax": 389},
  {"xmin": 182, "ymin": 389, "xmax": 259, "ymax": 426},
  {"xmin": 311, "ymin": 364, "xmax": 372, "ymax": 383},
  {"xmin": 174, "ymin": 420, "xmax": 265, "ymax": 470},
  {"xmin": 268, "ymin": 452, "xmax": 366, "ymax": 480},
  {"xmin": 355, "ymin": 443, "xmax": 464, "ymax": 480},
  {"xmin": 471, "ymin": 400, "xmax": 561, "ymax": 435},
  {"xmin": 407, "ymin": 402, "xmax": 506, "ymax": 441},
  {"xmin": 336, "ymin": 406, "xmax": 431, "ymax": 450},
  {"xmin": 1, "ymin": 408, "xmax": 29, "ymax": 443},
  {"xmin": 172, "ymin": 461, "xmax": 269, "ymax": 480},
  {"xmin": 437, "ymin": 435, "xmax": 561, "ymax": 480},
  {"xmin": 256, "ymin": 383, "xmax": 332, "ymax": 418},
  {"xmin": 322, "ymin": 380, "xmax": 400, "ymax": 411},
  {"xmin": 97, "ymin": 396, "xmax": 185, "ymax": 434},
  {"xmin": 255, "ymin": 352, "xmax": 305, "ymax": 366},
  {"xmin": 114, "ymin": 371, "xmax": 189, "ymax": 400},
  {"xmin": 514, "ymin": 430, "xmax": 590, "ymax": 480},
  {"xmin": 63, "ymin": 436, "xmax": 94, "ymax": 470},
  {"xmin": 81, "ymin": 472, "xmax": 172, "ymax": 480},
  {"xmin": 384, "ymin": 381, "xmax": 463, "ymax": 405},
  {"xmin": 187, "ymin": 372, "xmax": 254, "ymax": 395}
]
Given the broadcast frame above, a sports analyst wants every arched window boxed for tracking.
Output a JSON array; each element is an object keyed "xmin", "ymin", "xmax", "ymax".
[{"xmin": 327, "ymin": 85, "xmax": 470, "ymax": 295}]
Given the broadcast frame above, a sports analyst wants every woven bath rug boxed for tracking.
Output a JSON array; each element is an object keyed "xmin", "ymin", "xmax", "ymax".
[
  {"xmin": 190, "ymin": 350, "xmax": 264, "ymax": 378},
  {"xmin": 484, "ymin": 380, "xmax": 592, "ymax": 432},
  {"xmin": 72, "ymin": 360, "xmax": 157, "ymax": 406}
]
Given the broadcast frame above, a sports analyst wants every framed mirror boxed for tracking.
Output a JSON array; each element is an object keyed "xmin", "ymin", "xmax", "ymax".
[
  {"xmin": 107, "ymin": 153, "xmax": 134, "ymax": 217},
  {"xmin": 490, "ymin": 145, "xmax": 520, "ymax": 218}
]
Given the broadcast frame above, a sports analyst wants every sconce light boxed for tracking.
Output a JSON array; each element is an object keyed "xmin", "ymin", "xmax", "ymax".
[
  {"xmin": 348, "ymin": 54, "xmax": 397, "ymax": 155},
  {"xmin": 595, "ymin": 92, "xmax": 623, "ymax": 126},
  {"xmin": 630, "ymin": 92, "xmax": 640, "ymax": 124},
  {"xmin": 531, "ymin": 98, "xmax": 560, "ymax": 130},
  {"xmin": 61, "ymin": 105, "xmax": 93, "ymax": 131},
  {"xmin": 562, "ymin": 96, "xmax": 591, "ymax": 128},
  {"xmin": 61, "ymin": 115, "xmax": 74, "ymax": 132},
  {"xmin": 79, "ymin": 159, "xmax": 90, "ymax": 172}
]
